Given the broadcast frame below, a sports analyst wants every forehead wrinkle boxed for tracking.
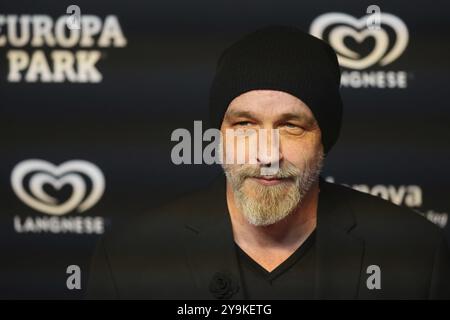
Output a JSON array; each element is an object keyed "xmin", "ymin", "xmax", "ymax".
[{"xmin": 226, "ymin": 96, "xmax": 314, "ymax": 124}]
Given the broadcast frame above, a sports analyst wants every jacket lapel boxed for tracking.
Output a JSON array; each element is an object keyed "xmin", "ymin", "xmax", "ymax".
[
  {"xmin": 183, "ymin": 175, "xmax": 245, "ymax": 300},
  {"xmin": 315, "ymin": 178, "xmax": 365, "ymax": 299}
]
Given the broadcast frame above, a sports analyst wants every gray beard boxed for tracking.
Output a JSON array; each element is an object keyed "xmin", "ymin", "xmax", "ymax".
[{"xmin": 223, "ymin": 152, "xmax": 324, "ymax": 226}]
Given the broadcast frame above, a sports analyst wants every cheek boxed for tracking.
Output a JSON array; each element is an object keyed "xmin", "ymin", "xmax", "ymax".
[{"xmin": 281, "ymin": 134, "xmax": 321, "ymax": 166}]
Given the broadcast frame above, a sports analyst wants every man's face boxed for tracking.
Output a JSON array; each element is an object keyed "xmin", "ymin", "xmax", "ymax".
[{"xmin": 220, "ymin": 90, "xmax": 324, "ymax": 226}]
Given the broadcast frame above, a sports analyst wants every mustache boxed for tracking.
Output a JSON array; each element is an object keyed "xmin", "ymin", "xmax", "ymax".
[{"xmin": 228, "ymin": 162, "xmax": 301, "ymax": 180}]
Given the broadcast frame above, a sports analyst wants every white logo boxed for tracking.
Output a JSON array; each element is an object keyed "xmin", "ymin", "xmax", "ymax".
[
  {"xmin": 11, "ymin": 159, "xmax": 105, "ymax": 215},
  {"xmin": 310, "ymin": 12, "xmax": 409, "ymax": 70},
  {"xmin": 1, "ymin": 13, "xmax": 127, "ymax": 82}
]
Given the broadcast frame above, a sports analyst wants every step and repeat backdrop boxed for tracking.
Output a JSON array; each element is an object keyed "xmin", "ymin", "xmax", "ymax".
[{"xmin": 0, "ymin": 0, "xmax": 449, "ymax": 298}]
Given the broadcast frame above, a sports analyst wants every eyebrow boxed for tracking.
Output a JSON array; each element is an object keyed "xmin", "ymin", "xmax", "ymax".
[
  {"xmin": 224, "ymin": 110, "xmax": 258, "ymax": 120},
  {"xmin": 225, "ymin": 110, "xmax": 316, "ymax": 126}
]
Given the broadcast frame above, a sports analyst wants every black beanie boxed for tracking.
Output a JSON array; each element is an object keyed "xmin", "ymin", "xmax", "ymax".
[{"xmin": 209, "ymin": 25, "xmax": 343, "ymax": 154}]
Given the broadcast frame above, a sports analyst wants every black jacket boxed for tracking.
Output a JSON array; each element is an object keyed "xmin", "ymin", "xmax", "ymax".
[{"xmin": 87, "ymin": 175, "xmax": 450, "ymax": 299}]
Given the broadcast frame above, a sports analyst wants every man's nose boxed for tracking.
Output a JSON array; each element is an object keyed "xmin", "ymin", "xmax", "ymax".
[{"xmin": 256, "ymin": 128, "xmax": 283, "ymax": 167}]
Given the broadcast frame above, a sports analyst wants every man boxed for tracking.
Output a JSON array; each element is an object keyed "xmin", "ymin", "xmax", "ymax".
[{"xmin": 87, "ymin": 26, "xmax": 450, "ymax": 299}]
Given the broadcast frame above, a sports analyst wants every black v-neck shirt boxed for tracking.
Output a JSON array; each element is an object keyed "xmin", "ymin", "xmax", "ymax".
[{"xmin": 235, "ymin": 230, "xmax": 316, "ymax": 299}]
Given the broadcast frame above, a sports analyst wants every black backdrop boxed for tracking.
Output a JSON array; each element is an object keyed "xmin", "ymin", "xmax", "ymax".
[{"xmin": 0, "ymin": 0, "xmax": 449, "ymax": 298}]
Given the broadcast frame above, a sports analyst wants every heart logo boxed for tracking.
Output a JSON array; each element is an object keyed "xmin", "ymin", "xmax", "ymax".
[
  {"xmin": 11, "ymin": 159, "xmax": 105, "ymax": 215},
  {"xmin": 310, "ymin": 12, "xmax": 409, "ymax": 70}
]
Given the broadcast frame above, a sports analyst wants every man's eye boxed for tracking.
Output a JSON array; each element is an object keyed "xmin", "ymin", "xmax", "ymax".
[
  {"xmin": 281, "ymin": 123, "xmax": 305, "ymax": 135},
  {"xmin": 234, "ymin": 121, "xmax": 253, "ymax": 126}
]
